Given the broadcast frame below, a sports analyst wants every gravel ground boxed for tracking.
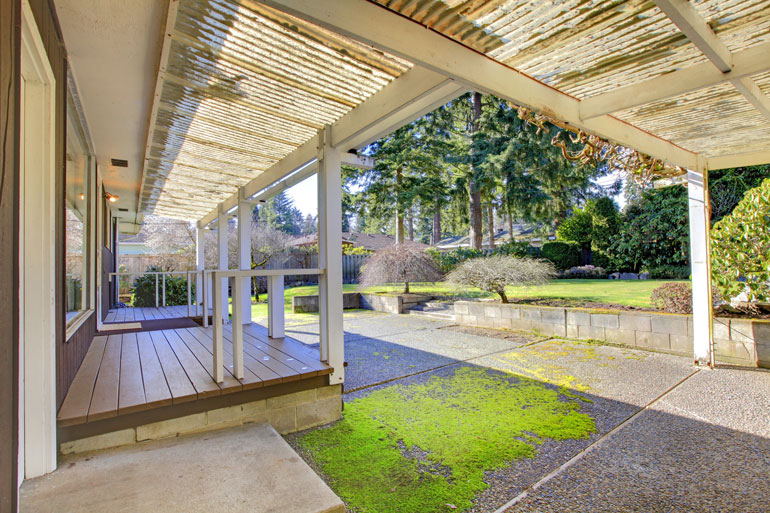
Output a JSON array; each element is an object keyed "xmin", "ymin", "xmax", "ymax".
[{"xmin": 282, "ymin": 314, "xmax": 770, "ymax": 513}]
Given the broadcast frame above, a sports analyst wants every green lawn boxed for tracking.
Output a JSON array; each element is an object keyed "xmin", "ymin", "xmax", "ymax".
[{"xmin": 242, "ymin": 279, "xmax": 684, "ymax": 318}]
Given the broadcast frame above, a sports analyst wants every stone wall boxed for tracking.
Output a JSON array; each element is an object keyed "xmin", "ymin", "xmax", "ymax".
[
  {"xmin": 359, "ymin": 293, "xmax": 403, "ymax": 314},
  {"xmin": 60, "ymin": 384, "xmax": 342, "ymax": 455},
  {"xmin": 454, "ymin": 301, "xmax": 768, "ymax": 368},
  {"xmin": 292, "ymin": 293, "xmax": 361, "ymax": 313}
]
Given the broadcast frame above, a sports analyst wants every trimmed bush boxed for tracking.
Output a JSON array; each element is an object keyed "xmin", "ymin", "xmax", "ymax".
[
  {"xmin": 645, "ymin": 265, "xmax": 690, "ymax": 280},
  {"xmin": 132, "ymin": 266, "xmax": 194, "ymax": 307},
  {"xmin": 561, "ymin": 265, "xmax": 607, "ymax": 279},
  {"xmin": 446, "ymin": 256, "xmax": 556, "ymax": 303},
  {"xmin": 359, "ymin": 245, "xmax": 443, "ymax": 294},
  {"xmin": 426, "ymin": 247, "xmax": 485, "ymax": 273},
  {"xmin": 590, "ymin": 250, "xmax": 611, "ymax": 271},
  {"xmin": 540, "ymin": 241, "xmax": 580, "ymax": 270},
  {"xmin": 650, "ymin": 282, "xmax": 720, "ymax": 314}
]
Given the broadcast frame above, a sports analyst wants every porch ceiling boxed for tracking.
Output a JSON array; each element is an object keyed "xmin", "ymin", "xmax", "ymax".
[
  {"xmin": 139, "ymin": 0, "xmax": 411, "ymax": 220},
  {"xmin": 370, "ymin": 0, "xmax": 770, "ymax": 158}
]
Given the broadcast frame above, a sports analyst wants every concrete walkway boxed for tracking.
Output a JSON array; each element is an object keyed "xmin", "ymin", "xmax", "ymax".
[
  {"xmin": 286, "ymin": 312, "xmax": 770, "ymax": 513},
  {"xmin": 20, "ymin": 423, "xmax": 344, "ymax": 513}
]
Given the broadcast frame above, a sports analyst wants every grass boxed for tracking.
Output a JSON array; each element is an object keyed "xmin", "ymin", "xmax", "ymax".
[
  {"xmin": 256, "ymin": 279, "xmax": 684, "ymax": 310},
  {"xmin": 299, "ymin": 367, "xmax": 595, "ymax": 513}
]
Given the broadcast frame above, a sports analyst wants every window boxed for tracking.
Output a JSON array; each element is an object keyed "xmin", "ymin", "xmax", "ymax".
[{"xmin": 65, "ymin": 102, "xmax": 92, "ymax": 323}]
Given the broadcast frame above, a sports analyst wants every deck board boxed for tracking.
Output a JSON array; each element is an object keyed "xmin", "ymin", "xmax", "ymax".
[
  {"xmin": 88, "ymin": 334, "xmax": 122, "ymax": 421},
  {"xmin": 163, "ymin": 330, "xmax": 221, "ymax": 398},
  {"xmin": 57, "ymin": 324, "xmax": 330, "ymax": 428},
  {"xmin": 136, "ymin": 332, "xmax": 173, "ymax": 408},
  {"xmin": 149, "ymin": 331, "xmax": 197, "ymax": 404},
  {"xmin": 185, "ymin": 327, "xmax": 271, "ymax": 389},
  {"xmin": 174, "ymin": 328, "xmax": 243, "ymax": 394},
  {"xmin": 57, "ymin": 336, "xmax": 108, "ymax": 426},
  {"xmin": 118, "ymin": 333, "xmax": 148, "ymax": 415}
]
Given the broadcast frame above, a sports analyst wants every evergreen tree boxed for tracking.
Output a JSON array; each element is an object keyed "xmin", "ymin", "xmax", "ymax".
[{"xmin": 257, "ymin": 191, "xmax": 303, "ymax": 235}]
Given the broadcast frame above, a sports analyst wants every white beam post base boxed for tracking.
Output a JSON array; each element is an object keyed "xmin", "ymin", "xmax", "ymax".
[
  {"xmin": 317, "ymin": 125, "xmax": 345, "ymax": 385},
  {"xmin": 217, "ymin": 212, "xmax": 228, "ymax": 324},
  {"xmin": 237, "ymin": 200, "xmax": 252, "ymax": 325},
  {"xmin": 268, "ymin": 275, "xmax": 285, "ymax": 339},
  {"xmin": 687, "ymin": 168, "xmax": 715, "ymax": 367}
]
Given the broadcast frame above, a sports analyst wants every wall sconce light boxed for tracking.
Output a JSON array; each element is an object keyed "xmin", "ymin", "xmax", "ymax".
[
  {"xmin": 104, "ymin": 192, "xmax": 119, "ymax": 203},
  {"xmin": 78, "ymin": 193, "xmax": 85, "ymax": 200}
]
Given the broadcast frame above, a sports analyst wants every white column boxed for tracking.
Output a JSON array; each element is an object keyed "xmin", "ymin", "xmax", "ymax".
[
  {"xmin": 195, "ymin": 227, "xmax": 205, "ymax": 316},
  {"xmin": 318, "ymin": 125, "xmax": 345, "ymax": 384},
  {"xmin": 687, "ymin": 165, "xmax": 714, "ymax": 367},
  {"xmin": 268, "ymin": 275, "xmax": 285, "ymax": 338},
  {"xmin": 114, "ymin": 218, "xmax": 120, "ymax": 306},
  {"xmin": 217, "ymin": 212, "xmax": 229, "ymax": 323},
  {"xmin": 237, "ymin": 200, "xmax": 252, "ymax": 324}
]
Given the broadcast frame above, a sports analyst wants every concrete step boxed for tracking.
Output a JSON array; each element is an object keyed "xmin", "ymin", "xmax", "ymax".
[
  {"xmin": 21, "ymin": 423, "xmax": 345, "ymax": 513},
  {"xmin": 407, "ymin": 302, "xmax": 454, "ymax": 312},
  {"xmin": 406, "ymin": 308, "xmax": 456, "ymax": 321}
]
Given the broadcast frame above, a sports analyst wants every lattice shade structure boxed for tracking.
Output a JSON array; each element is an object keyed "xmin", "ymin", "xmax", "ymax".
[{"xmin": 141, "ymin": 0, "xmax": 411, "ymax": 220}]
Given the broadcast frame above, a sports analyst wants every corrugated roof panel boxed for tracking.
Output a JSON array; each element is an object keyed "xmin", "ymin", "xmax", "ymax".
[{"xmin": 141, "ymin": 0, "xmax": 411, "ymax": 220}]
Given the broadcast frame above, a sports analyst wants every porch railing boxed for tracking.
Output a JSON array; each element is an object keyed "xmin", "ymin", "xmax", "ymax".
[
  {"xmin": 108, "ymin": 270, "xmax": 201, "ymax": 316},
  {"xmin": 208, "ymin": 268, "xmax": 325, "ymax": 383}
]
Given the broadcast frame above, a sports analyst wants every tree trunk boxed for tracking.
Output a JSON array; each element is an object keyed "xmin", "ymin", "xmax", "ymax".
[
  {"xmin": 507, "ymin": 213, "xmax": 513, "ymax": 241},
  {"xmin": 468, "ymin": 92, "xmax": 483, "ymax": 250},
  {"xmin": 498, "ymin": 289, "xmax": 508, "ymax": 303},
  {"xmin": 407, "ymin": 207, "xmax": 414, "ymax": 241},
  {"xmin": 395, "ymin": 166, "xmax": 405, "ymax": 244},
  {"xmin": 487, "ymin": 204, "xmax": 496, "ymax": 250},
  {"xmin": 432, "ymin": 200, "xmax": 442, "ymax": 245},
  {"xmin": 404, "ymin": 281, "xmax": 410, "ymax": 294}
]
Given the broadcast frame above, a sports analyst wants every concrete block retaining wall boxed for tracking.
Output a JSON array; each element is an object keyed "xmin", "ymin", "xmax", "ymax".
[
  {"xmin": 454, "ymin": 301, "xmax": 769, "ymax": 368},
  {"xmin": 292, "ymin": 293, "xmax": 361, "ymax": 313}
]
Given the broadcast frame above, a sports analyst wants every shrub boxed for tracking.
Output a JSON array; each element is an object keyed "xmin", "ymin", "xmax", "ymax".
[
  {"xmin": 494, "ymin": 240, "xmax": 535, "ymax": 258},
  {"xmin": 561, "ymin": 265, "xmax": 607, "ymax": 279},
  {"xmin": 426, "ymin": 247, "xmax": 485, "ymax": 273},
  {"xmin": 590, "ymin": 250, "xmax": 612, "ymax": 271},
  {"xmin": 132, "ymin": 266, "xmax": 194, "ymax": 307},
  {"xmin": 711, "ymin": 177, "xmax": 770, "ymax": 303},
  {"xmin": 446, "ymin": 256, "xmax": 556, "ymax": 303},
  {"xmin": 650, "ymin": 282, "xmax": 721, "ymax": 314},
  {"xmin": 644, "ymin": 265, "xmax": 691, "ymax": 280},
  {"xmin": 359, "ymin": 245, "xmax": 443, "ymax": 293},
  {"xmin": 540, "ymin": 241, "xmax": 580, "ymax": 270},
  {"xmin": 651, "ymin": 282, "xmax": 693, "ymax": 314}
]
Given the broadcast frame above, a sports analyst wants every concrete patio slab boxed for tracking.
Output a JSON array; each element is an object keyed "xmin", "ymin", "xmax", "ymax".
[
  {"xmin": 503, "ymin": 367, "xmax": 770, "ymax": 513},
  {"xmin": 20, "ymin": 423, "xmax": 344, "ymax": 513}
]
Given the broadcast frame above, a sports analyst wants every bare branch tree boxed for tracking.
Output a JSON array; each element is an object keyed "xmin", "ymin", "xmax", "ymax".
[
  {"xmin": 358, "ymin": 244, "xmax": 443, "ymax": 294},
  {"xmin": 446, "ymin": 255, "xmax": 556, "ymax": 303}
]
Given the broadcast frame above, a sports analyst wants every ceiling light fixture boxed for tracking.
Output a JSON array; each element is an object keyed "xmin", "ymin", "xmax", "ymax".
[{"xmin": 104, "ymin": 191, "xmax": 119, "ymax": 203}]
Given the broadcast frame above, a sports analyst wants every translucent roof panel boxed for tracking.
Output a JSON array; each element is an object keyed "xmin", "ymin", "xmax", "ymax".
[
  {"xmin": 141, "ymin": 0, "xmax": 411, "ymax": 219},
  {"xmin": 374, "ymin": 0, "xmax": 770, "ymax": 157}
]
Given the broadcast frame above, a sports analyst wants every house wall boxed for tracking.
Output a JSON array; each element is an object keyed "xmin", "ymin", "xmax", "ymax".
[
  {"xmin": 454, "ymin": 301, "xmax": 768, "ymax": 367},
  {"xmin": 1, "ymin": 0, "xmax": 21, "ymax": 507}
]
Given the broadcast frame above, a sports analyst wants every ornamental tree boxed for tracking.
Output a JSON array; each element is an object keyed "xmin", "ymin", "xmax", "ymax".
[
  {"xmin": 358, "ymin": 244, "xmax": 443, "ymax": 294},
  {"xmin": 446, "ymin": 255, "xmax": 556, "ymax": 303}
]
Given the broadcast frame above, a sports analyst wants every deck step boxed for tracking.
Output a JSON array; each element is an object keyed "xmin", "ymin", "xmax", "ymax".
[{"xmin": 405, "ymin": 302, "xmax": 455, "ymax": 321}]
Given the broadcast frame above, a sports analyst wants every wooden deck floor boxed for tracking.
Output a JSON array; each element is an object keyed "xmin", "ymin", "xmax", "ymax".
[
  {"xmin": 57, "ymin": 323, "xmax": 332, "ymax": 427},
  {"xmin": 104, "ymin": 305, "xmax": 200, "ymax": 322}
]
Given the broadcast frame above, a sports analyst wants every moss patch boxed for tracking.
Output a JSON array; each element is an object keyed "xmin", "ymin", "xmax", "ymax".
[{"xmin": 299, "ymin": 367, "xmax": 595, "ymax": 513}]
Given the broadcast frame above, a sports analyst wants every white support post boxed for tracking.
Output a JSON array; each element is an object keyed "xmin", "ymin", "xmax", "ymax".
[
  {"xmin": 186, "ymin": 271, "xmax": 192, "ymax": 317},
  {"xmin": 217, "ymin": 212, "xmax": 228, "ymax": 323},
  {"xmin": 317, "ymin": 125, "xmax": 345, "ymax": 384},
  {"xmin": 237, "ymin": 200, "xmax": 252, "ymax": 325},
  {"xmin": 196, "ymin": 227, "xmax": 205, "ymax": 316},
  {"xmin": 154, "ymin": 273, "xmax": 159, "ymax": 308},
  {"xmin": 267, "ymin": 275, "xmax": 285, "ymax": 339},
  {"xmin": 232, "ymin": 276, "xmax": 244, "ymax": 379},
  {"xmin": 115, "ymin": 218, "xmax": 120, "ymax": 306},
  {"xmin": 202, "ymin": 271, "xmax": 209, "ymax": 328},
  {"xmin": 162, "ymin": 273, "xmax": 166, "ymax": 307},
  {"xmin": 212, "ymin": 271, "xmax": 224, "ymax": 383},
  {"xmin": 687, "ymin": 165, "xmax": 715, "ymax": 367}
]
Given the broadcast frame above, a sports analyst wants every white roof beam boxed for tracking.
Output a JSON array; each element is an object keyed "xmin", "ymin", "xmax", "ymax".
[
  {"xmin": 197, "ymin": 66, "xmax": 464, "ymax": 228},
  {"xmin": 708, "ymin": 150, "xmax": 770, "ymax": 170},
  {"xmin": 579, "ymin": 42, "xmax": 770, "ymax": 120},
  {"xmin": 261, "ymin": 0, "xmax": 699, "ymax": 172},
  {"xmin": 653, "ymin": 0, "xmax": 770, "ymax": 123}
]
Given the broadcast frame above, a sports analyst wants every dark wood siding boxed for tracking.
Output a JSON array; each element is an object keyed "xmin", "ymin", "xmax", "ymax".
[
  {"xmin": 0, "ymin": 0, "xmax": 21, "ymax": 508},
  {"xmin": 57, "ymin": 314, "xmax": 96, "ymax": 409}
]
